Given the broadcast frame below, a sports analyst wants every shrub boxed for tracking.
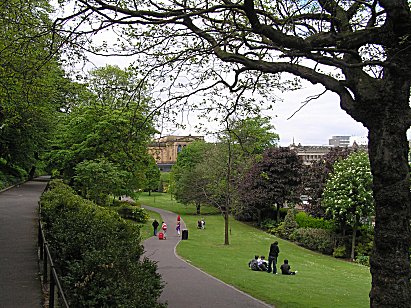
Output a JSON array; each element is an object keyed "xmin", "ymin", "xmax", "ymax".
[
  {"xmin": 117, "ymin": 205, "xmax": 149, "ymax": 223},
  {"xmin": 260, "ymin": 218, "xmax": 278, "ymax": 230},
  {"xmin": 333, "ymin": 246, "xmax": 347, "ymax": 258},
  {"xmin": 355, "ymin": 226, "xmax": 374, "ymax": 257},
  {"xmin": 269, "ymin": 222, "xmax": 286, "ymax": 238},
  {"xmin": 354, "ymin": 255, "xmax": 370, "ymax": 266},
  {"xmin": 290, "ymin": 228, "xmax": 335, "ymax": 255},
  {"xmin": 295, "ymin": 212, "xmax": 335, "ymax": 230},
  {"xmin": 40, "ymin": 180, "xmax": 164, "ymax": 308},
  {"xmin": 283, "ymin": 209, "xmax": 298, "ymax": 239}
]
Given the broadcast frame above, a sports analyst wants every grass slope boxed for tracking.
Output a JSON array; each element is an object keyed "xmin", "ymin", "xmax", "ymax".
[{"xmin": 138, "ymin": 192, "xmax": 371, "ymax": 308}]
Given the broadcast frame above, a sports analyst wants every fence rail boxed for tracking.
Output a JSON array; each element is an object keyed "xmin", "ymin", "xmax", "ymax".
[{"xmin": 38, "ymin": 208, "xmax": 69, "ymax": 308}]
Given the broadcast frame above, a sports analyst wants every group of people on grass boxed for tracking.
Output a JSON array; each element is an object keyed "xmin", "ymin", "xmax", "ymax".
[{"xmin": 248, "ymin": 241, "xmax": 297, "ymax": 275}]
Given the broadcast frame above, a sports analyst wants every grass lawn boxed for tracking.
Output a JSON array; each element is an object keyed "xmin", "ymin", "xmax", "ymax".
[{"xmin": 138, "ymin": 192, "xmax": 371, "ymax": 308}]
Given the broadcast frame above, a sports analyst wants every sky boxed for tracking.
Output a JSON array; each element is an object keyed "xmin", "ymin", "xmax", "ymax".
[
  {"xmin": 83, "ymin": 55, "xmax": 411, "ymax": 147},
  {"xmin": 80, "ymin": 44, "xmax": 410, "ymax": 148},
  {"xmin": 166, "ymin": 82, "xmax": 370, "ymax": 147}
]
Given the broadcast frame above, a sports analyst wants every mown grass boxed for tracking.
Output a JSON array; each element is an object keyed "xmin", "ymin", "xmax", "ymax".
[{"xmin": 138, "ymin": 192, "xmax": 371, "ymax": 308}]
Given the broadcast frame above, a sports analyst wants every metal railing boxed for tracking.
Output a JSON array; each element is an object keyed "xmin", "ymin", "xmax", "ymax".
[{"xmin": 38, "ymin": 211, "xmax": 69, "ymax": 308}]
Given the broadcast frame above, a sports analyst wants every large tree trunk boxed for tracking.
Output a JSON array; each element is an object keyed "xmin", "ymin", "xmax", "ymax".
[{"xmin": 366, "ymin": 91, "xmax": 411, "ymax": 306}]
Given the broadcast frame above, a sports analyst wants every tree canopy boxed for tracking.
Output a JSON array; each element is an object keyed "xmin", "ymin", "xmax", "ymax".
[
  {"xmin": 0, "ymin": 0, "xmax": 68, "ymax": 183},
  {"xmin": 322, "ymin": 151, "xmax": 375, "ymax": 260},
  {"xmin": 47, "ymin": 65, "xmax": 157, "ymax": 202}
]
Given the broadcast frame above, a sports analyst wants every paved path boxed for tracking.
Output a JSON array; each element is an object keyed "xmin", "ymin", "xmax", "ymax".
[
  {"xmin": 143, "ymin": 205, "xmax": 272, "ymax": 308},
  {"xmin": 0, "ymin": 177, "xmax": 49, "ymax": 308}
]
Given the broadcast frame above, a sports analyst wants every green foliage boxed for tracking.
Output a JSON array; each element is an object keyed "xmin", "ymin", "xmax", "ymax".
[
  {"xmin": 283, "ymin": 208, "xmax": 298, "ymax": 239},
  {"xmin": 322, "ymin": 151, "xmax": 374, "ymax": 228},
  {"xmin": 260, "ymin": 218, "xmax": 279, "ymax": 230},
  {"xmin": 0, "ymin": 0, "xmax": 68, "ymax": 180},
  {"xmin": 223, "ymin": 115, "xmax": 279, "ymax": 156},
  {"xmin": 333, "ymin": 246, "xmax": 347, "ymax": 258},
  {"xmin": 322, "ymin": 151, "xmax": 374, "ymax": 259},
  {"xmin": 290, "ymin": 228, "xmax": 335, "ymax": 255},
  {"xmin": 47, "ymin": 65, "xmax": 157, "ymax": 198},
  {"xmin": 40, "ymin": 180, "xmax": 164, "ymax": 307},
  {"xmin": 117, "ymin": 205, "xmax": 149, "ymax": 223},
  {"xmin": 295, "ymin": 211, "xmax": 335, "ymax": 230},
  {"xmin": 354, "ymin": 255, "xmax": 370, "ymax": 267},
  {"xmin": 74, "ymin": 159, "xmax": 132, "ymax": 206},
  {"xmin": 144, "ymin": 157, "xmax": 161, "ymax": 193}
]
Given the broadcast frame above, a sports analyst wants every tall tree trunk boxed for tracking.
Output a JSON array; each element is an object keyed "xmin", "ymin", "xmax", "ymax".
[
  {"xmin": 366, "ymin": 94, "xmax": 411, "ymax": 306},
  {"xmin": 351, "ymin": 223, "xmax": 357, "ymax": 261},
  {"xmin": 276, "ymin": 203, "xmax": 280, "ymax": 223}
]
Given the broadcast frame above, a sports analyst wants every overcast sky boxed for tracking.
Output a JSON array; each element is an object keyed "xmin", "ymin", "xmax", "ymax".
[{"xmin": 82, "ymin": 55, "xmax": 410, "ymax": 147}]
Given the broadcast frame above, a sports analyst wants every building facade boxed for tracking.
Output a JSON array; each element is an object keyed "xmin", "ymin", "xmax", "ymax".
[
  {"xmin": 328, "ymin": 135, "xmax": 350, "ymax": 147},
  {"xmin": 289, "ymin": 143, "xmax": 332, "ymax": 165},
  {"xmin": 148, "ymin": 135, "xmax": 204, "ymax": 171}
]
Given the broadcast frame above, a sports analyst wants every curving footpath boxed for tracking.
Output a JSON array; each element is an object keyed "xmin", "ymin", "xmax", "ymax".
[
  {"xmin": 0, "ymin": 177, "xmax": 49, "ymax": 308},
  {"xmin": 142, "ymin": 205, "xmax": 272, "ymax": 308}
]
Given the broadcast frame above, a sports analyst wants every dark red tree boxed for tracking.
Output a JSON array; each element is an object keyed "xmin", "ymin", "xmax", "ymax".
[{"xmin": 238, "ymin": 147, "xmax": 302, "ymax": 223}]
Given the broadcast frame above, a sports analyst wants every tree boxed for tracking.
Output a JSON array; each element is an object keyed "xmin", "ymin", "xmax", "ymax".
[
  {"xmin": 172, "ymin": 140, "xmax": 212, "ymax": 214},
  {"xmin": 54, "ymin": 1, "xmax": 411, "ymax": 305},
  {"xmin": 322, "ymin": 151, "xmax": 375, "ymax": 260},
  {"xmin": 238, "ymin": 147, "xmax": 302, "ymax": 224},
  {"xmin": 48, "ymin": 65, "xmax": 157, "ymax": 198},
  {"xmin": 144, "ymin": 156, "xmax": 161, "ymax": 196},
  {"xmin": 223, "ymin": 116, "xmax": 279, "ymax": 157},
  {"xmin": 74, "ymin": 159, "xmax": 132, "ymax": 205},
  {"xmin": 303, "ymin": 147, "xmax": 355, "ymax": 217},
  {"xmin": 0, "ymin": 0, "xmax": 67, "ymax": 181}
]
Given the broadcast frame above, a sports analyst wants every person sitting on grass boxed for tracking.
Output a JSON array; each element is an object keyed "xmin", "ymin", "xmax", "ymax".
[
  {"xmin": 280, "ymin": 259, "xmax": 297, "ymax": 275},
  {"xmin": 258, "ymin": 256, "xmax": 268, "ymax": 271},
  {"xmin": 248, "ymin": 255, "xmax": 260, "ymax": 271}
]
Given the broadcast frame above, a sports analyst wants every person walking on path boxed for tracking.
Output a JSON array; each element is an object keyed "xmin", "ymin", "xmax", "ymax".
[
  {"xmin": 176, "ymin": 221, "xmax": 181, "ymax": 236},
  {"xmin": 152, "ymin": 219, "xmax": 159, "ymax": 236},
  {"xmin": 161, "ymin": 221, "xmax": 168, "ymax": 239},
  {"xmin": 267, "ymin": 241, "xmax": 280, "ymax": 274}
]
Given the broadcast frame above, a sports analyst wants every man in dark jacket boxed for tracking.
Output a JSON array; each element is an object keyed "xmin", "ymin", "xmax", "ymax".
[
  {"xmin": 267, "ymin": 241, "xmax": 280, "ymax": 274},
  {"xmin": 280, "ymin": 259, "xmax": 296, "ymax": 275},
  {"xmin": 152, "ymin": 219, "xmax": 159, "ymax": 236}
]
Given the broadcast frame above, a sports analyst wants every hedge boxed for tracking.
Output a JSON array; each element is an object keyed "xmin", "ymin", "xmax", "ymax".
[{"xmin": 40, "ymin": 180, "xmax": 165, "ymax": 308}]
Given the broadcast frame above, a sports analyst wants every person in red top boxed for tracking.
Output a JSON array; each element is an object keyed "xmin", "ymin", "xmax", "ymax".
[{"xmin": 161, "ymin": 221, "xmax": 167, "ymax": 239}]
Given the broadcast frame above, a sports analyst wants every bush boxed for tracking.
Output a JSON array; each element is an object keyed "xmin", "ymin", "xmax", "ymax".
[
  {"xmin": 117, "ymin": 205, "xmax": 149, "ymax": 223},
  {"xmin": 355, "ymin": 226, "xmax": 374, "ymax": 257},
  {"xmin": 260, "ymin": 218, "xmax": 278, "ymax": 230},
  {"xmin": 354, "ymin": 255, "xmax": 370, "ymax": 266},
  {"xmin": 269, "ymin": 222, "xmax": 286, "ymax": 238},
  {"xmin": 40, "ymin": 180, "xmax": 164, "ymax": 308},
  {"xmin": 295, "ymin": 212, "xmax": 335, "ymax": 230},
  {"xmin": 290, "ymin": 228, "xmax": 335, "ymax": 255},
  {"xmin": 333, "ymin": 246, "xmax": 347, "ymax": 258},
  {"xmin": 283, "ymin": 209, "xmax": 298, "ymax": 239}
]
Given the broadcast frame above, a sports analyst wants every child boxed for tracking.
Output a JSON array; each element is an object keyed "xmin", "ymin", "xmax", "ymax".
[
  {"xmin": 161, "ymin": 221, "xmax": 167, "ymax": 239},
  {"xmin": 280, "ymin": 259, "xmax": 297, "ymax": 275}
]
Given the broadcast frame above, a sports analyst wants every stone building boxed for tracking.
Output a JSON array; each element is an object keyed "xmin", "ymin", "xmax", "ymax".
[
  {"xmin": 289, "ymin": 143, "xmax": 332, "ymax": 165},
  {"xmin": 148, "ymin": 135, "xmax": 204, "ymax": 171}
]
